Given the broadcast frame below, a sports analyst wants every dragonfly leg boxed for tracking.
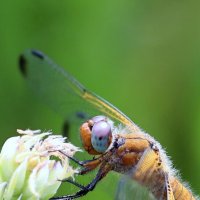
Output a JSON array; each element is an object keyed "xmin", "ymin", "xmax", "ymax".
[
  {"xmin": 50, "ymin": 164, "xmax": 112, "ymax": 200},
  {"xmin": 59, "ymin": 178, "xmax": 86, "ymax": 190},
  {"xmin": 58, "ymin": 150, "xmax": 101, "ymax": 175},
  {"xmin": 57, "ymin": 154, "xmax": 100, "ymax": 175}
]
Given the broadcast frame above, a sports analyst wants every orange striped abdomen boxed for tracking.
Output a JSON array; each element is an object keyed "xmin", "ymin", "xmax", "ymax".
[{"xmin": 171, "ymin": 177, "xmax": 196, "ymax": 200}]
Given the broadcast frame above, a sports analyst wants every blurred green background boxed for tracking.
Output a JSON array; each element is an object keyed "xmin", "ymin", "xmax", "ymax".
[{"xmin": 0, "ymin": 0, "xmax": 200, "ymax": 199}]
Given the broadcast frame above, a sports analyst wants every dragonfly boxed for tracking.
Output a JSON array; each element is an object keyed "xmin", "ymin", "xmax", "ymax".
[{"xmin": 19, "ymin": 50, "xmax": 197, "ymax": 200}]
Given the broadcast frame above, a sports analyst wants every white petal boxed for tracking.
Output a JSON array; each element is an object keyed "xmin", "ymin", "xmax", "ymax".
[
  {"xmin": 0, "ymin": 182, "xmax": 7, "ymax": 199},
  {"xmin": 17, "ymin": 129, "xmax": 41, "ymax": 135},
  {"xmin": 4, "ymin": 158, "xmax": 28, "ymax": 199},
  {"xmin": 28, "ymin": 161, "xmax": 50, "ymax": 198},
  {"xmin": 0, "ymin": 137, "xmax": 20, "ymax": 181}
]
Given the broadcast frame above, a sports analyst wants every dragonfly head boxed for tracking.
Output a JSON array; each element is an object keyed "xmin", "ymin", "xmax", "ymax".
[{"xmin": 80, "ymin": 115, "xmax": 113, "ymax": 155}]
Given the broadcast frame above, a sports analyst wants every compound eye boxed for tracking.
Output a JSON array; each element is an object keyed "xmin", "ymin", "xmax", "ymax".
[{"xmin": 91, "ymin": 121, "xmax": 112, "ymax": 153}]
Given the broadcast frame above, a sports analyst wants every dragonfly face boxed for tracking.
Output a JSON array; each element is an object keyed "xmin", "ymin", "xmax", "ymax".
[
  {"xmin": 80, "ymin": 115, "xmax": 113, "ymax": 155},
  {"xmin": 19, "ymin": 50, "xmax": 197, "ymax": 200}
]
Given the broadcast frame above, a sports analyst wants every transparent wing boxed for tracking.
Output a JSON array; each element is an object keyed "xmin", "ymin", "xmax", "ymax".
[
  {"xmin": 115, "ymin": 175, "xmax": 156, "ymax": 200},
  {"xmin": 19, "ymin": 50, "xmax": 138, "ymax": 130}
]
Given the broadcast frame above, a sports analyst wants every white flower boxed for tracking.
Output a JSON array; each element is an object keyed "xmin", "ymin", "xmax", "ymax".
[{"xmin": 0, "ymin": 129, "xmax": 80, "ymax": 200}]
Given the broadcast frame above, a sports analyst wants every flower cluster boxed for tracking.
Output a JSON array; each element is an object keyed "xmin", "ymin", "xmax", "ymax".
[{"xmin": 0, "ymin": 129, "xmax": 80, "ymax": 200}]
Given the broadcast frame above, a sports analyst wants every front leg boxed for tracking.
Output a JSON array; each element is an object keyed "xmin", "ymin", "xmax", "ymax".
[{"xmin": 58, "ymin": 150, "xmax": 101, "ymax": 175}]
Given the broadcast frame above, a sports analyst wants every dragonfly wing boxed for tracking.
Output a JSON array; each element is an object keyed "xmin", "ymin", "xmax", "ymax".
[
  {"xmin": 19, "ymin": 50, "xmax": 138, "ymax": 132},
  {"xmin": 115, "ymin": 175, "xmax": 156, "ymax": 200}
]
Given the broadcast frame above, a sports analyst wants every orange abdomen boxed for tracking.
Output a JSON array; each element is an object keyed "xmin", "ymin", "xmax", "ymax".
[{"xmin": 171, "ymin": 177, "xmax": 196, "ymax": 200}]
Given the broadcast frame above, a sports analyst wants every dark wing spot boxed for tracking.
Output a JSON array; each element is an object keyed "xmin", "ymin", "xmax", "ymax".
[
  {"xmin": 62, "ymin": 120, "xmax": 70, "ymax": 138},
  {"xmin": 19, "ymin": 55, "xmax": 27, "ymax": 77},
  {"xmin": 31, "ymin": 50, "xmax": 44, "ymax": 60},
  {"xmin": 76, "ymin": 111, "xmax": 87, "ymax": 119},
  {"xmin": 82, "ymin": 88, "xmax": 87, "ymax": 93}
]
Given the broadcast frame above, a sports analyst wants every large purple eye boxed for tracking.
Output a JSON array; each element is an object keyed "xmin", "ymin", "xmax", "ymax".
[{"xmin": 91, "ymin": 120, "xmax": 112, "ymax": 153}]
